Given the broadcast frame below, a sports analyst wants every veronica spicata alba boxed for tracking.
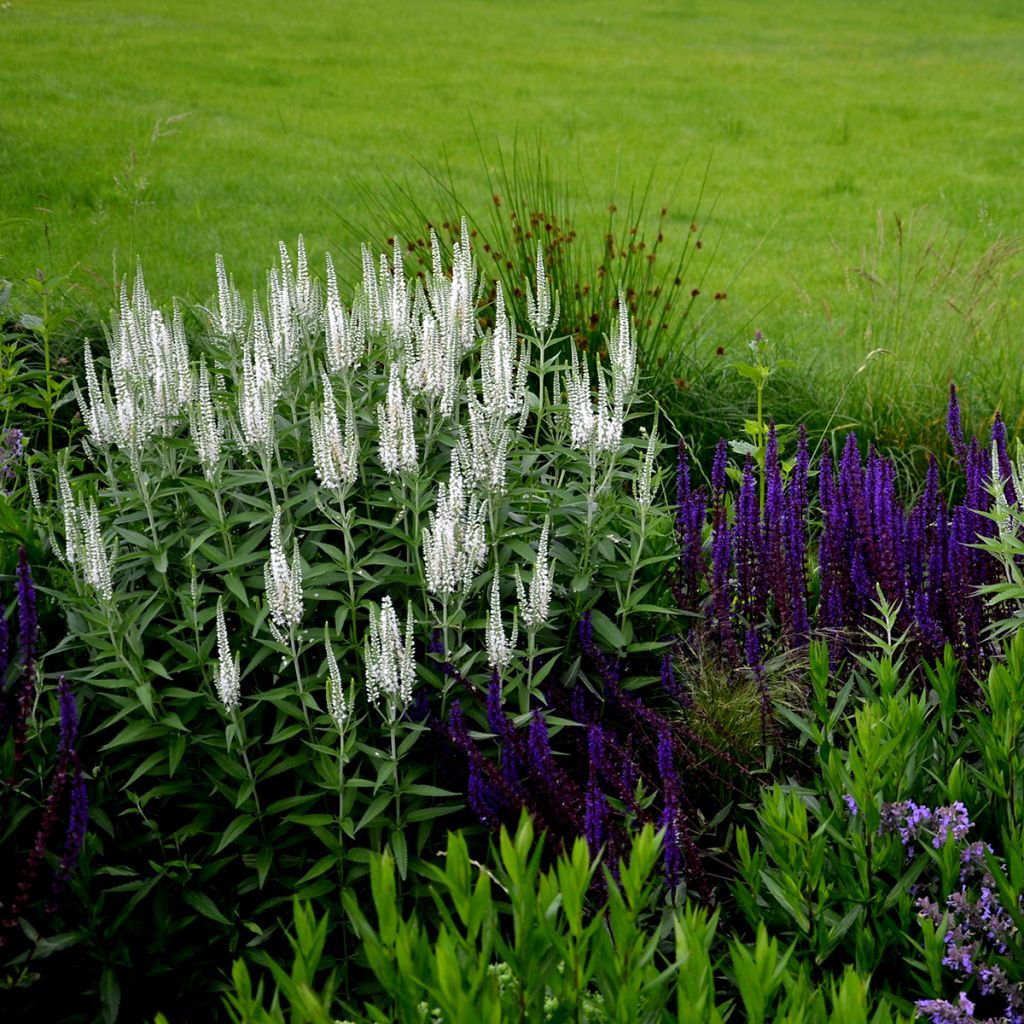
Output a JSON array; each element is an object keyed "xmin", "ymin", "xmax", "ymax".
[
  {"xmin": 190, "ymin": 356, "xmax": 224, "ymax": 482},
  {"xmin": 637, "ymin": 426, "xmax": 658, "ymax": 511},
  {"xmin": 236, "ymin": 306, "xmax": 280, "ymax": 459},
  {"xmin": 365, "ymin": 595, "xmax": 415, "ymax": 716},
  {"xmin": 377, "ymin": 364, "xmax": 418, "ymax": 476},
  {"xmin": 311, "ymin": 369, "xmax": 358, "ymax": 490},
  {"xmin": 422, "ymin": 454, "xmax": 488, "ymax": 596},
  {"xmin": 264, "ymin": 510, "xmax": 303, "ymax": 633},
  {"xmin": 479, "ymin": 282, "xmax": 528, "ymax": 421},
  {"xmin": 324, "ymin": 252, "xmax": 365, "ymax": 375},
  {"xmin": 212, "ymin": 253, "xmax": 247, "ymax": 343},
  {"xmin": 457, "ymin": 397, "xmax": 512, "ymax": 496},
  {"xmin": 516, "ymin": 518, "xmax": 554, "ymax": 631},
  {"xmin": 215, "ymin": 597, "xmax": 241, "ymax": 710},
  {"xmin": 81, "ymin": 496, "xmax": 114, "ymax": 602},
  {"xmin": 324, "ymin": 630, "xmax": 351, "ymax": 731},
  {"xmin": 526, "ymin": 244, "xmax": 560, "ymax": 337},
  {"xmin": 486, "ymin": 574, "xmax": 518, "ymax": 670}
]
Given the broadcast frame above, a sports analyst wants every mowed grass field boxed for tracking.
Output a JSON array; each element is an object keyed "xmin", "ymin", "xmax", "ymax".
[{"xmin": 2, "ymin": 0, "xmax": 1023, "ymax": 445}]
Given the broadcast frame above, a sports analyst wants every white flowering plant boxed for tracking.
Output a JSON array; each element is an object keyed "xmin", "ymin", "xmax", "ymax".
[{"xmin": 26, "ymin": 226, "xmax": 682, "ymax": 1005}]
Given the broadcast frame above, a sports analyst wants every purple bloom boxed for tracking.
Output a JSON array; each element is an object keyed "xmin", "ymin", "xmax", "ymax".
[
  {"xmin": 914, "ymin": 993, "xmax": 976, "ymax": 1024},
  {"xmin": 933, "ymin": 802, "xmax": 972, "ymax": 848},
  {"xmin": 711, "ymin": 438, "xmax": 728, "ymax": 497},
  {"xmin": 947, "ymin": 383, "xmax": 968, "ymax": 466},
  {"xmin": 842, "ymin": 794, "xmax": 859, "ymax": 817}
]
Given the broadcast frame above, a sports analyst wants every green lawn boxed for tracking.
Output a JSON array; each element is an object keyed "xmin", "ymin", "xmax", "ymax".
[{"xmin": 3, "ymin": 0, "xmax": 1023, "ymax": 444}]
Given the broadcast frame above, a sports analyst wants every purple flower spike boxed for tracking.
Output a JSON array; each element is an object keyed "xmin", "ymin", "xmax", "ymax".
[
  {"xmin": 711, "ymin": 438, "xmax": 728, "ymax": 497},
  {"xmin": 16, "ymin": 547, "xmax": 37, "ymax": 669},
  {"xmin": 947, "ymin": 383, "xmax": 968, "ymax": 466}
]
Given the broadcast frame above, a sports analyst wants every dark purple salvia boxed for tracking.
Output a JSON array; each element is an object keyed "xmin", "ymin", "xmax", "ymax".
[
  {"xmin": 734, "ymin": 457, "xmax": 761, "ymax": 618},
  {"xmin": 49, "ymin": 679, "xmax": 89, "ymax": 906},
  {"xmin": 16, "ymin": 547, "xmax": 37, "ymax": 665},
  {"xmin": 9, "ymin": 548, "xmax": 38, "ymax": 764},
  {"xmin": 762, "ymin": 423, "xmax": 787, "ymax": 628},
  {"xmin": 583, "ymin": 725, "xmax": 608, "ymax": 856},
  {"xmin": 674, "ymin": 441, "xmax": 708, "ymax": 611},
  {"xmin": 0, "ymin": 603, "xmax": 8, "ymax": 682},
  {"xmin": 1, "ymin": 676, "xmax": 84, "ymax": 941},
  {"xmin": 947, "ymin": 382, "xmax": 968, "ymax": 466},
  {"xmin": 783, "ymin": 425, "xmax": 810, "ymax": 641},
  {"xmin": 711, "ymin": 438, "xmax": 728, "ymax": 499},
  {"xmin": 708, "ymin": 502, "xmax": 738, "ymax": 663},
  {"xmin": 486, "ymin": 672, "xmax": 521, "ymax": 785},
  {"xmin": 656, "ymin": 727, "xmax": 684, "ymax": 889}
]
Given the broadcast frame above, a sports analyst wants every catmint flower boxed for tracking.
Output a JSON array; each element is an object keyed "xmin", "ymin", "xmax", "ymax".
[
  {"xmin": 365, "ymin": 595, "xmax": 415, "ymax": 716},
  {"xmin": 933, "ymin": 801, "xmax": 972, "ymax": 848},
  {"xmin": 324, "ymin": 630, "xmax": 350, "ymax": 731},
  {"xmin": 516, "ymin": 518, "xmax": 553, "ymax": 630},
  {"xmin": 485, "ymin": 575, "xmax": 518, "ymax": 670},
  {"xmin": 377, "ymin": 364, "xmax": 418, "ymax": 476},
  {"xmin": 0, "ymin": 427, "xmax": 24, "ymax": 495},
  {"xmin": 264, "ymin": 510, "xmax": 303, "ymax": 632},
  {"xmin": 189, "ymin": 356, "xmax": 223, "ymax": 481},
  {"xmin": 914, "ymin": 993, "xmax": 976, "ymax": 1024},
  {"xmin": 311, "ymin": 369, "xmax": 358, "ymax": 489},
  {"xmin": 214, "ymin": 598, "xmax": 241, "ymax": 710},
  {"xmin": 842, "ymin": 794, "xmax": 859, "ymax": 817},
  {"xmin": 526, "ymin": 244, "xmax": 560, "ymax": 336}
]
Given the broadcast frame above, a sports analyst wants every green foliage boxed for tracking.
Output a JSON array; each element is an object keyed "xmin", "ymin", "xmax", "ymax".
[
  {"xmin": 222, "ymin": 815, "xmax": 910, "ymax": 1024},
  {"xmin": 21, "ymin": 230, "xmax": 680, "ymax": 1019}
]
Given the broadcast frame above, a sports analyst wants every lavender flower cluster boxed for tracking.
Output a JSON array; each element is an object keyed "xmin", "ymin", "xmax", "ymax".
[
  {"xmin": 0, "ymin": 426, "xmax": 24, "ymax": 496},
  {"xmin": 674, "ymin": 386, "xmax": 1005, "ymax": 671},
  {"xmin": 869, "ymin": 800, "xmax": 1023, "ymax": 1024},
  {"xmin": 0, "ymin": 550, "xmax": 88, "ymax": 944}
]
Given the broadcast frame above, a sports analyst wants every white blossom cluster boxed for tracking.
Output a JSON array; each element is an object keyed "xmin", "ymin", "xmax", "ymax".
[
  {"xmin": 516, "ymin": 518, "xmax": 554, "ymax": 631},
  {"xmin": 75, "ymin": 266, "xmax": 192, "ymax": 465},
  {"xmin": 57, "ymin": 466, "xmax": 114, "ymax": 601},
  {"xmin": 215, "ymin": 597, "xmax": 241, "ymax": 710},
  {"xmin": 365, "ymin": 595, "xmax": 415, "ymax": 714},
  {"xmin": 560, "ymin": 289, "xmax": 637, "ymax": 460},
  {"xmin": 637, "ymin": 426, "xmax": 659, "ymax": 511},
  {"xmin": 264, "ymin": 510, "xmax": 303, "ymax": 634},
  {"xmin": 526, "ymin": 245, "xmax": 560, "ymax": 337},
  {"xmin": 422, "ymin": 454, "xmax": 488, "ymax": 596},
  {"xmin": 479, "ymin": 283, "xmax": 528, "ymax": 421},
  {"xmin": 323, "ymin": 631, "xmax": 351, "ymax": 731},
  {"xmin": 311, "ymin": 370, "xmax": 358, "ymax": 489},
  {"xmin": 189, "ymin": 356, "xmax": 224, "ymax": 481},
  {"xmin": 457, "ymin": 398, "xmax": 513, "ymax": 496},
  {"xmin": 325, "ymin": 252, "xmax": 366, "ymax": 376},
  {"xmin": 486, "ymin": 574, "xmax": 518, "ymax": 671},
  {"xmin": 377, "ymin": 365, "xmax": 418, "ymax": 476}
]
